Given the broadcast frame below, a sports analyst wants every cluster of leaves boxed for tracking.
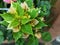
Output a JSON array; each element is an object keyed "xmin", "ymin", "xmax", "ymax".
[
  {"xmin": 0, "ymin": 0, "xmax": 52, "ymax": 45},
  {"xmin": 0, "ymin": 24, "xmax": 13, "ymax": 44},
  {"xmin": 40, "ymin": 1, "xmax": 51, "ymax": 17},
  {"xmin": 34, "ymin": 0, "xmax": 51, "ymax": 17}
]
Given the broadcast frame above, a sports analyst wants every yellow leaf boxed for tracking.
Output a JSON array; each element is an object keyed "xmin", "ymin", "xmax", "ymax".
[
  {"xmin": 21, "ymin": 2, "xmax": 29, "ymax": 10},
  {"xmin": 13, "ymin": 26, "xmax": 21, "ymax": 32},
  {"xmin": 35, "ymin": 32, "xmax": 41, "ymax": 39},
  {"xmin": 30, "ymin": 19, "xmax": 39, "ymax": 27},
  {"xmin": 8, "ymin": 7, "xmax": 17, "ymax": 15},
  {"xmin": 22, "ymin": 33, "xmax": 29, "ymax": 39}
]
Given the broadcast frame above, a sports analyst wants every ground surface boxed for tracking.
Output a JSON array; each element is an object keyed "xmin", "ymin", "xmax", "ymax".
[{"xmin": 49, "ymin": 0, "xmax": 60, "ymax": 39}]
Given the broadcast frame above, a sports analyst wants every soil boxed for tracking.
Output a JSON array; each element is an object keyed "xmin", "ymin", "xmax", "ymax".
[{"xmin": 49, "ymin": 0, "xmax": 60, "ymax": 39}]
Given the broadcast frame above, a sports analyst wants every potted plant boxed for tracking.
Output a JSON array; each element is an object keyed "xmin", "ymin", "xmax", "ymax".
[{"xmin": 0, "ymin": 0, "xmax": 56, "ymax": 45}]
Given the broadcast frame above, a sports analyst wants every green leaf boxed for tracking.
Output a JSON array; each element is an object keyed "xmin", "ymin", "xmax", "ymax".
[
  {"xmin": 42, "ymin": 32, "xmax": 52, "ymax": 42},
  {"xmin": 0, "ymin": 25, "xmax": 7, "ymax": 34},
  {"xmin": 21, "ymin": 24, "xmax": 33, "ymax": 35},
  {"xmin": 35, "ymin": 21, "xmax": 47, "ymax": 29},
  {"xmin": 6, "ymin": 30, "xmax": 13, "ymax": 41},
  {"xmin": 0, "ymin": 21, "xmax": 8, "ymax": 26},
  {"xmin": 15, "ymin": 38, "xmax": 25, "ymax": 45},
  {"xmin": 13, "ymin": 31, "xmax": 23, "ymax": 41},
  {"xmin": 25, "ymin": 0, "xmax": 33, "ymax": 8},
  {"xmin": 28, "ymin": 8, "xmax": 39, "ymax": 19},
  {"xmin": 21, "ymin": 18, "xmax": 31, "ymax": 25},
  {"xmin": 0, "ymin": 31, "xmax": 4, "ymax": 44},
  {"xmin": 0, "ymin": 13, "xmax": 14, "ymax": 23},
  {"xmin": 12, "ymin": 2, "xmax": 24, "ymax": 16},
  {"xmin": 26, "ymin": 36, "xmax": 39, "ymax": 45},
  {"xmin": 8, "ymin": 19, "xmax": 19, "ymax": 28},
  {"xmin": 0, "ymin": 36, "xmax": 4, "ymax": 44},
  {"xmin": 16, "ymin": 4, "xmax": 24, "ymax": 16},
  {"xmin": 17, "ymin": 0, "xmax": 21, "ymax": 3},
  {"xmin": 0, "ymin": 31, "xmax": 3, "ymax": 36}
]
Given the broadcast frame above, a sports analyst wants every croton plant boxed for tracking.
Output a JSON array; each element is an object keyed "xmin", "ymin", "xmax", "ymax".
[{"xmin": 0, "ymin": 0, "xmax": 52, "ymax": 45}]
